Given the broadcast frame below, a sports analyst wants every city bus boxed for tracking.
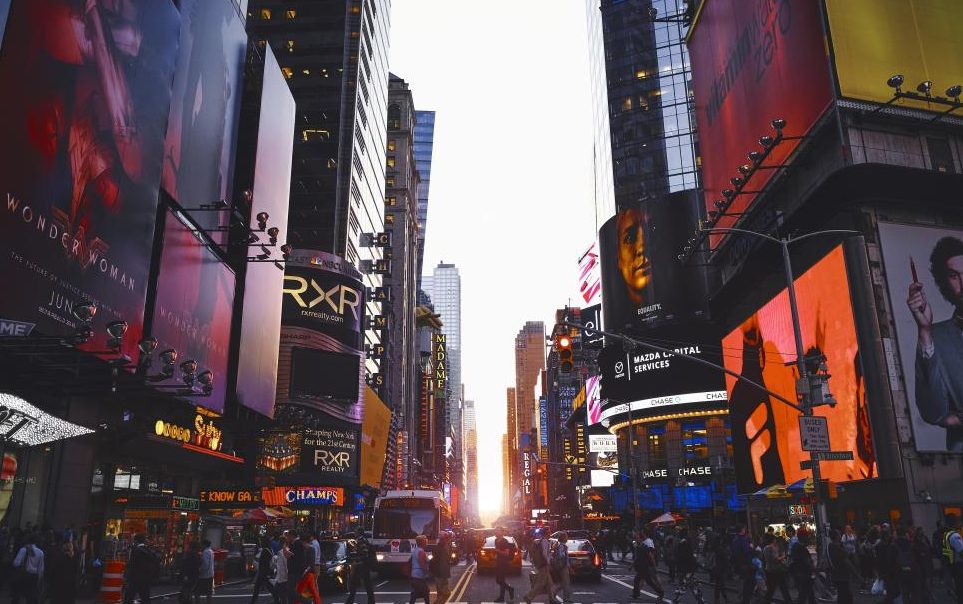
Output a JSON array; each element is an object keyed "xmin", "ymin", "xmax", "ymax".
[{"xmin": 371, "ymin": 490, "xmax": 451, "ymax": 571}]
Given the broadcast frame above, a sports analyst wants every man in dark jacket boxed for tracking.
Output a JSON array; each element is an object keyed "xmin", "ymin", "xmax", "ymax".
[
  {"xmin": 125, "ymin": 534, "xmax": 158, "ymax": 604},
  {"xmin": 345, "ymin": 534, "xmax": 377, "ymax": 604},
  {"xmin": 828, "ymin": 529, "xmax": 858, "ymax": 604},
  {"xmin": 730, "ymin": 525, "xmax": 754, "ymax": 604},
  {"xmin": 179, "ymin": 542, "xmax": 201, "ymax": 604},
  {"xmin": 790, "ymin": 531, "xmax": 816, "ymax": 604},
  {"xmin": 286, "ymin": 531, "xmax": 309, "ymax": 604},
  {"xmin": 250, "ymin": 537, "xmax": 275, "ymax": 603},
  {"xmin": 632, "ymin": 528, "xmax": 664, "ymax": 600}
]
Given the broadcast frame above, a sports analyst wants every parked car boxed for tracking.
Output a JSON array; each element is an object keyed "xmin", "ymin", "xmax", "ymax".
[
  {"xmin": 562, "ymin": 538, "xmax": 603, "ymax": 583},
  {"xmin": 317, "ymin": 539, "xmax": 355, "ymax": 592},
  {"xmin": 477, "ymin": 536, "xmax": 522, "ymax": 575}
]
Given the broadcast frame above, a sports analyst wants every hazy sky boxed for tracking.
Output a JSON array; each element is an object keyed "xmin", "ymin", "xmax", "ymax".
[{"xmin": 389, "ymin": 0, "xmax": 598, "ymax": 520}]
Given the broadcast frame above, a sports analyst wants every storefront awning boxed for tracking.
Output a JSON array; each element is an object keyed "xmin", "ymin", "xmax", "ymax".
[{"xmin": 0, "ymin": 392, "xmax": 94, "ymax": 447}]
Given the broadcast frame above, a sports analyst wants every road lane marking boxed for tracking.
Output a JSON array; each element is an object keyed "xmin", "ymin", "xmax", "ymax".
[{"xmin": 377, "ymin": 580, "xmax": 389, "ymax": 586}]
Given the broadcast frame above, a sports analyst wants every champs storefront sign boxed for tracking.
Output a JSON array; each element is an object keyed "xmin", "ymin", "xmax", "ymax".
[{"xmin": 262, "ymin": 486, "xmax": 344, "ymax": 507}]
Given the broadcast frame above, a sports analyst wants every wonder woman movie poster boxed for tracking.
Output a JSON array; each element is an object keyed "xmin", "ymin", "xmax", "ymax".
[
  {"xmin": 152, "ymin": 210, "xmax": 235, "ymax": 413},
  {"xmin": 0, "ymin": 0, "xmax": 180, "ymax": 361},
  {"xmin": 161, "ymin": 0, "xmax": 246, "ymax": 238},
  {"xmin": 722, "ymin": 246, "xmax": 877, "ymax": 493}
]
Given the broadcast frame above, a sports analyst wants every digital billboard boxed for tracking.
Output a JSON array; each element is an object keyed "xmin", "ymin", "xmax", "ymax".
[
  {"xmin": 722, "ymin": 246, "xmax": 876, "ymax": 493},
  {"xmin": 586, "ymin": 375, "xmax": 602, "ymax": 426},
  {"xmin": 277, "ymin": 250, "xmax": 365, "ymax": 425},
  {"xmin": 588, "ymin": 431, "xmax": 618, "ymax": 488},
  {"xmin": 258, "ymin": 423, "xmax": 360, "ymax": 485},
  {"xmin": 360, "ymin": 386, "xmax": 391, "ymax": 489},
  {"xmin": 598, "ymin": 332, "xmax": 727, "ymax": 426},
  {"xmin": 878, "ymin": 223, "xmax": 963, "ymax": 452},
  {"xmin": 578, "ymin": 241, "xmax": 602, "ymax": 306},
  {"xmin": 0, "ymin": 0, "xmax": 180, "ymax": 361},
  {"xmin": 599, "ymin": 191, "xmax": 708, "ymax": 332},
  {"xmin": 152, "ymin": 210, "xmax": 235, "ymax": 413},
  {"xmin": 688, "ymin": 0, "xmax": 833, "ymax": 240},
  {"xmin": 161, "ymin": 0, "xmax": 245, "ymax": 236},
  {"xmin": 234, "ymin": 45, "xmax": 295, "ymax": 418},
  {"xmin": 826, "ymin": 0, "xmax": 963, "ymax": 112}
]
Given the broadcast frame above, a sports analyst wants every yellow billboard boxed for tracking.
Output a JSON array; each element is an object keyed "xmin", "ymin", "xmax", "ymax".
[
  {"xmin": 827, "ymin": 0, "xmax": 963, "ymax": 109},
  {"xmin": 360, "ymin": 386, "xmax": 392, "ymax": 489}
]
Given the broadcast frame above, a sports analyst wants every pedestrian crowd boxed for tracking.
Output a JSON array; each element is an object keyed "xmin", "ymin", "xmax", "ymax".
[{"xmin": 0, "ymin": 523, "xmax": 84, "ymax": 604}]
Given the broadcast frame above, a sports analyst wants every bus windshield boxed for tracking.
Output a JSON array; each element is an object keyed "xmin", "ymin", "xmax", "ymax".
[{"xmin": 373, "ymin": 506, "xmax": 439, "ymax": 539}]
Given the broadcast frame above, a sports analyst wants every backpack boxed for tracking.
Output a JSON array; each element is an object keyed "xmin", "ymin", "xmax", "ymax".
[{"xmin": 530, "ymin": 538, "xmax": 548, "ymax": 569}]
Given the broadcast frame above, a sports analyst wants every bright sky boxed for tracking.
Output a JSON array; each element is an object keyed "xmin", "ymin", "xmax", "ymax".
[{"xmin": 389, "ymin": 0, "xmax": 598, "ymax": 522}]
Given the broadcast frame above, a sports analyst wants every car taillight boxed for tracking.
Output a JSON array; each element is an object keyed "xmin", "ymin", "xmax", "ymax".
[{"xmin": 593, "ymin": 554, "xmax": 601, "ymax": 567}]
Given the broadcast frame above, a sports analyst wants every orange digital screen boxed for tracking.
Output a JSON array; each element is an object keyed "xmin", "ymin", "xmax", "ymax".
[{"xmin": 722, "ymin": 246, "xmax": 877, "ymax": 493}]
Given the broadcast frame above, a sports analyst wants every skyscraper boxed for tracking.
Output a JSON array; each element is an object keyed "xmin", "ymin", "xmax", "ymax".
[
  {"xmin": 584, "ymin": 0, "xmax": 617, "ymax": 228},
  {"xmin": 383, "ymin": 73, "xmax": 422, "ymax": 489},
  {"xmin": 596, "ymin": 0, "xmax": 698, "ymax": 207},
  {"xmin": 413, "ymin": 111, "xmax": 435, "ymax": 284},
  {"xmin": 247, "ymin": 0, "xmax": 392, "ymax": 375},
  {"xmin": 506, "ymin": 387, "xmax": 518, "ymax": 514},
  {"xmin": 424, "ymin": 262, "xmax": 464, "ymax": 495},
  {"xmin": 463, "ymin": 399, "xmax": 478, "ymax": 523},
  {"xmin": 514, "ymin": 322, "xmax": 546, "ymax": 447},
  {"xmin": 502, "ymin": 433, "xmax": 511, "ymax": 515}
]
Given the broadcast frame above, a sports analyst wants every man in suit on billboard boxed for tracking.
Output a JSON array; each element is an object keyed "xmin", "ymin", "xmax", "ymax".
[{"xmin": 907, "ymin": 236, "xmax": 963, "ymax": 451}]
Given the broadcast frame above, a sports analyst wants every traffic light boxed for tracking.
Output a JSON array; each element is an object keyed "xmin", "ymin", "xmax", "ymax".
[{"xmin": 557, "ymin": 334, "xmax": 574, "ymax": 373}]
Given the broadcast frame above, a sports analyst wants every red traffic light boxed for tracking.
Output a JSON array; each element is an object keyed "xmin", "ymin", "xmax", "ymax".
[{"xmin": 558, "ymin": 336, "xmax": 571, "ymax": 348}]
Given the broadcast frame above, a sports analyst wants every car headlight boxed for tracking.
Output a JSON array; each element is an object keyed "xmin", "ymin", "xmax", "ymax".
[{"xmin": 376, "ymin": 553, "xmax": 385, "ymax": 561}]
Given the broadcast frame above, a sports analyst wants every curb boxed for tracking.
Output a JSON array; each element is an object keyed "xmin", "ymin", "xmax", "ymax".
[{"xmin": 78, "ymin": 578, "xmax": 251, "ymax": 603}]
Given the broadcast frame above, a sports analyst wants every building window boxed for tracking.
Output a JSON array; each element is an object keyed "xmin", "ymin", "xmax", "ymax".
[
  {"xmin": 386, "ymin": 157, "xmax": 396, "ymax": 169},
  {"xmin": 387, "ymin": 105, "xmax": 401, "ymax": 130},
  {"xmin": 682, "ymin": 420, "xmax": 708, "ymax": 461},
  {"xmin": 285, "ymin": 9, "xmax": 297, "ymax": 19},
  {"xmin": 647, "ymin": 424, "xmax": 666, "ymax": 465},
  {"xmin": 386, "ymin": 196, "xmax": 397, "ymax": 207},
  {"xmin": 622, "ymin": 97, "xmax": 632, "ymax": 112},
  {"xmin": 281, "ymin": 67, "xmax": 293, "ymax": 80},
  {"xmin": 259, "ymin": 8, "xmax": 272, "ymax": 20},
  {"xmin": 385, "ymin": 213, "xmax": 395, "ymax": 225},
  {"xmin": 286, "ymin": 40, "xmax": 295, "ymax": 53},
  {"xmin": 387, "ymin": 139, "xmax": 396, "ymax": 152},
  {"xmin": 386, "ymin": 176, "xmax": 395, "ymax": 188},
  {"xmin": 302, "ymin": 129, "xmax": 330, "ymax": 142}
]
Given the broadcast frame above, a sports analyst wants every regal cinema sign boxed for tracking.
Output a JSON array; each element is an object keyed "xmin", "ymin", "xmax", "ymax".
[{"xmin": 154, "ymin": 414, "xmax": 223, "ymax": 451}]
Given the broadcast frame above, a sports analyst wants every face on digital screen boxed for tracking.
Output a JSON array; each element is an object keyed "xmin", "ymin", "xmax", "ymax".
[{"xmin": 616, "ymin": 208, "xmax": 651, "ymax": 306}]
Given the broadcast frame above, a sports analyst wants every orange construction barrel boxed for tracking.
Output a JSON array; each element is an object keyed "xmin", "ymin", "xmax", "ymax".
[
  {"xmin": 100, "ymin": 560, "xmax": 125, "ymax": 603},
  {"xmin": 213, "ymin": 549, "xmax": 228, "ymax": 585}
]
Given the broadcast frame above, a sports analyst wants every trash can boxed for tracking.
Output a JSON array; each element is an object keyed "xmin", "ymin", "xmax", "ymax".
[{"xmin": 213, "ymin": 549, "xmax": 228, "ymax": 585}]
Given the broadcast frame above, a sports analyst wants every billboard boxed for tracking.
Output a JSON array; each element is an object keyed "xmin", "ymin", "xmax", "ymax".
[
  {"xmin": 258, "ymin": 422, "xmax": 360, "ymax": 485},
  {"xmin": 0, "ymin": 0, "xmax": 9, "ymax": 48},
  {"xmin": 161, "ymin": 0, "xmax": 246, "ymax": 235},
  {"xmin": 578, "ymin": 242, "xmax": 602, "ymax": 305},
  {"xmin": 722, "ymin": 246, "xmax": 877, "ymax": 493},
  {"xmin": 586, "ymin": 375, "xmax": 602, "ymax": 426},
  {"xmin": 688, "ymin": 0, "xmax": 833, "ymax": 238},
  {"xmin": 598, "ymin": 333, "xmax": 727, "ymax": 425},
  {"xmin": 878, "ymin": 223, "xmax": 963, "ymax": 452},
  {"xmin": 588, "ymin": 430, "xmax": 617, "ymax": 488},
  {"xmin": 599, "ymin": 192, "xmax": 708, "ymax": 332},
  {"xmin": 826, "ymin": 0, "xmax": 963, "ymax": 112},
  {"xmin": 152, "ymin": 210, "xmax": 235, "ymax": 413},
  {"xmin": 234, "ymin": 45, "xmax": 295, "ymax": 418},
  {"xmin": 360, "ymin": 386, "xmax": 391, "ymax": 489},
  {"xmin": 277, "ymin": 250, "xmax": 365, "ymax": 424},
  {"xmin": 0, "ymin": 0, "xmax": 180, "ymax": 361}
]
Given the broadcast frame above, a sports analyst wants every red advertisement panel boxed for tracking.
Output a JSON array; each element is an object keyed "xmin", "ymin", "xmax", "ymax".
[
  {"xmin": 688, "ymin": 0, "xmax": 833, "ymax": 239},
  {"xmin": 153, "ymin": 211, "xmax": 235, "ymax": 413},
  {"xmin": 722, "ymin": 246, "xmax": 876, "ymax": 493},
  {"xmin": 0, "ymin": 0, "xmax": 180, "ymax": 360}
]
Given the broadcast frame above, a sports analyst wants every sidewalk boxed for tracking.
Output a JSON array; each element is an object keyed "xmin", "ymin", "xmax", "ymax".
[
  {"xmin": 77, "ymin": 577, "xmax": 251, "ymax": 603},
  {"xmin": 605, "ymin": 557, "xmax": 882, "ymax": 604}
]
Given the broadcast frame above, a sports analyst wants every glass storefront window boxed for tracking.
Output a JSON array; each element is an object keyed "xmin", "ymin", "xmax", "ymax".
[{"xmin": 648, "ymin": 424, "xmax": 666, "ymax": 465}]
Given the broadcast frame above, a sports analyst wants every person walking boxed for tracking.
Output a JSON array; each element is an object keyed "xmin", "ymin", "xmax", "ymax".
[
  {"xmin": 345, "ymin": 533, "xmax": 376, "ymax": 604},
  {"xmin": 711, "ymin": 533, "xmax": 731, "ymax": 604},
  {"xmin": 730, "ymin": 525, "xmax": 754, "ymax": 604},
  {"xmin": 124, "ymin": 534, "xmax": 157, "ymax": 604},
  {"xmin": 493, "ymin": 527, "xmax": 517, "ymax": 603},
  {"xmin": 179, "ymin": 542, "xmax": 201, "ymax": 604},
  {"xmin": 761, "ymin": 533, "xmax": 792, "ymax": 604},
  {"xmin": 295, "ymin": 531, "xmax": 321, "ymax": 604},
  {"xmin": 309, "ymin": 532, "xmax": 322, "ymax": 587},
  {"xmin": 251, "ymin": 537, "xmax": 276, "ymax": 603},
  {"xmin": 409, "ymin": 534, "xmax": 431, "ymax": 604},
  {"xmin": 522, "ymin": 531, "xmax": 555, "ymax": 604},
  {"xmin": 944, "ymin": 515, "xmax": 963, "ymax": 604},
  {"xmin": 789, "ymin": 530, "xmax": 815, "ymax": 604},
  {"xmin": 910, "ymin": 526, "xmax": 933, "ymax": 604},
  {"xmin": 632, "ymin": 528, "xmax": 665, "ymax": 601},
  {"xmin": 550, "ymin": 533, "xmax": 572, "ymax": 604},
  {"xmin": 270, "ymin": 536, "xmax": 290, "ymax": 604},
  {"xmin": 194, "ymin": 539, "xmax": 215, "ymax": 604},
  {"xmin": 432, "ymin": 532, "xmax": 453, "ymax": 602},
  {"xmin": 828, "ymin": 529, "xmax": 858, "ymax": 604},
  {"xmin": 876, "ymin": 527, "xmax": 901, "ymax": 603},
  {"xmin": 46, "ymin": 539, "xmax": 78, "ymax": 604},
  {"xmin": 10, "ymin": 535, "xmax": 44, "ymax": 604}
]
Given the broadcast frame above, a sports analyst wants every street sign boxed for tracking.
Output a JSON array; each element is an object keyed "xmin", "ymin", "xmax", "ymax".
[
  {"xmin": 800, "ymin": 450, "xmax": 853, "ymax": 469},
  {"xmin": 798, "ymin": 416, "xmax": 830, "ymax": 451}
]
